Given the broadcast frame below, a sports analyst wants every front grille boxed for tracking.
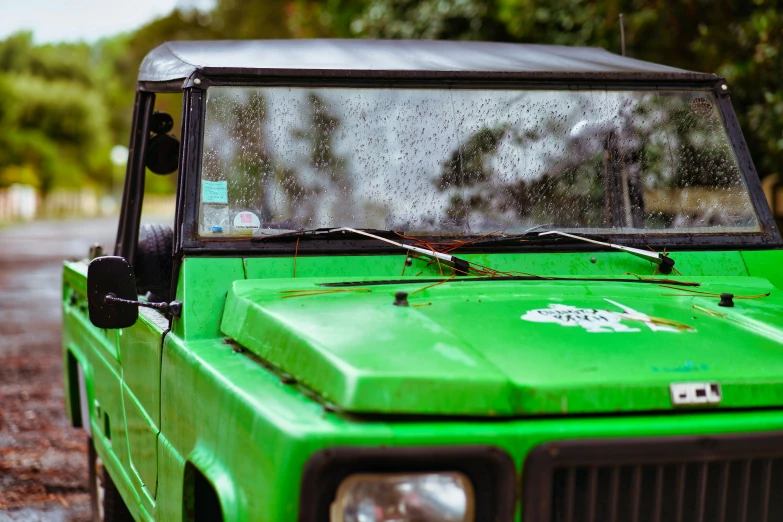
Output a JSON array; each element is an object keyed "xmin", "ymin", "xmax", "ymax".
[
  {"xmin": 523, "ymin": 432, "xmax": 783, "ymax": 522},
  {"xmin": 552, "ymin": 459, "xmax": 783, "ymax": 522}
]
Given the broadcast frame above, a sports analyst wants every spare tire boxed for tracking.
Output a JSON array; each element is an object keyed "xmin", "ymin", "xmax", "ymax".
[{"xmin": 134, "ymin": 223, "xmax": 173, "ymax": 303}]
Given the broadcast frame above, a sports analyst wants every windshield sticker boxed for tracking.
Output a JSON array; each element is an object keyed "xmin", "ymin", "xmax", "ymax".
[
  {"xmin": 233, "ymin": 211, "xmax": 261, "ymax": 231},
  {"xmin": 202, "ymin": 204, "xmax": 229, "ymax": 232},
  {"xmin": 202, "ymin": 180, "xmax": 228, "ymax": 204},
  {"xmin": 521, "ymin": 299, "xmax": 691, "ymax": 333}
]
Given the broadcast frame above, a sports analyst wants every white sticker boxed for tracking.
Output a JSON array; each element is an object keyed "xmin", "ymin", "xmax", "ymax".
[
  {"xmin": 522, "ymin": 304, "xmax": 640, "ymax": 333},
  {"xmin": 670, "ymin": 382, "xmax": 721, "ymax": 406},
  {"xmin": 521, "ymin": 299, "xmax": 682, "ymax": 333},
  {"xmin": 233, "ymin": 211, "xmax": 261, "ymax": 231}
]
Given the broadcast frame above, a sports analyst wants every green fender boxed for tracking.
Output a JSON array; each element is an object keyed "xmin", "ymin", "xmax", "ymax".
[{"xmin": 186, "ymin": 446, "xmax": 247, "ymax": 521}]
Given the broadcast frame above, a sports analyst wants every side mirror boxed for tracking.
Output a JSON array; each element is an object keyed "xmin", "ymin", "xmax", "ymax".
[
  {"xmin": 146, "ymin": 134, "xmax": 179, "ymax": 174},
  {"xmin": 87, "ymin": 255, "xmax": 183, "ymax": 328},
  {"xmin": 88, "ymin": 256, "xmax": 139, "ymax": 329},
  {"xmin": 145, "ymin": 112, "xmax": 179, "ymax": 175}
]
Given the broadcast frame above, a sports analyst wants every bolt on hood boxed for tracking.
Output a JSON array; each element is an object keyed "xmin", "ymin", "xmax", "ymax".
[{"xmin": 221, "ymin": 276, "xmax": 783, "ymax": 416}]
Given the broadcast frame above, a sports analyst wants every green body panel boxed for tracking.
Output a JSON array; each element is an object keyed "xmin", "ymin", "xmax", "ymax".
[
  {"xmin": 63, "ymin": 248, "xmax": 783, "ymax": 521},
  {"xmin": 155, "ymin": 330, "xmax": 783, "ymax": 521},
  {"xmin": 119, "ymin": 306, "xmax": 167, "ymax": 504},
  {"xmin": 63, "ymin": 262, "xmax": 152, "ymax": 521},
  {"xmin": 742, "ymin": 249, "xmax": 783, "ymax": 289},
  {"xmin": 174, "ymin": 257, "xmax": 245, "ymax": 340},
  {"xmin": 221, "ymin": 275, "xmax": 783, "ymax": 416}
]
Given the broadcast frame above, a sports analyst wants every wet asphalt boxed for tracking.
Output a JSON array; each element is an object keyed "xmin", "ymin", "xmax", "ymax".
[{"xmin": 0, "ymin": 217, "xmax": 116, "ymax": 521}]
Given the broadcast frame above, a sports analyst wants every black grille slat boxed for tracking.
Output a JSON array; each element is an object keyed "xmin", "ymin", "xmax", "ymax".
[
  {"xmin": 760, "ymin": 459, "xmax": 772, "ymax": 522},
  {"xmin": 718, "ymin": 461, "xmax": 730, "ymax": 522},
  {"xmin": 547, "ymin": 456, "xmax": 783, "ymax": 522},
  {"xmin": 652, "ymin": 465, "xmax": 663, "ymax": 522},
  {"xmin": 739, "ymin": 460, "xmax": 751, "ymax": 522},
  {"xmin": 695, "ymin": 462, "xmax": 708, "ymax": 522},
  {"xmin": 675, "ymin": 463, "xmax": 686, "ymax": 522},
  {"xmin": 630, "ymin": 465, "xmax": 642, "ymax": 522},
  {"xmin": 585, "ymin": 467, "xmax": 597, "ymax": 522},
  {"xmin": 564, "ymin": 468, "xmax": 576, "ymax": 522},
  {"xmin": 608, "ymin": 467, "xmax": 619, "ymax": 522},
  {"xmin": 769, "ymin": 459, "xmax": 783, "ymax": 522}
]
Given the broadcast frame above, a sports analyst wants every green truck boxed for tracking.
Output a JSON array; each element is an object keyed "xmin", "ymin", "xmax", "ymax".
[{"xmin": 63, "ymin": 40, "xmax": 783, "ymax": 522}]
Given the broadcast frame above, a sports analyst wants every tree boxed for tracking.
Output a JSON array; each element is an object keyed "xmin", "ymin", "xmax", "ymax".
[
  {"xmin": 0, "ymin": 34, "xmax": 111, "ymax": 192},
  {"xmin": 323, "ymin": 0, "xmax": 783, "ymax": 180}
]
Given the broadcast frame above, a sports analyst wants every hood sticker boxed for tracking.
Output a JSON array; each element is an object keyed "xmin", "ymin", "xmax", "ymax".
[{"xmin": 521, "ymin": 299, "xmax": 693, "ymax": 333}]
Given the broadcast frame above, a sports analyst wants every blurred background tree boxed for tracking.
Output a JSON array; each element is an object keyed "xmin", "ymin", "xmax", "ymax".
[
  {"xmin": 0, "ymin": 33, "xmax": 111, "ymax": 193},
  {"xmin": 0, "ymin": 0, "xmax": 780, "ymax": 196}
]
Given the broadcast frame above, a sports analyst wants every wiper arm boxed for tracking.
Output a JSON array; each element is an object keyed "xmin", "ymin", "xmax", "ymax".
[
  {"xmin": 460, "ymin": 229, "xmax": 675, "ymax": 274},
  {"xmin": 252, "ymin": 227, "xmax": 471, "ymax": 275},
  {"xmin": 331, "ymin": 227, "xmax": 471, "ymax": 275},
  {"xmin": 251, "ymin": 227, "xmax": 394, "ymax": 242},
  {"xmin": 538, "ymin": 230, "xmax": 675, "ymax": 274}
]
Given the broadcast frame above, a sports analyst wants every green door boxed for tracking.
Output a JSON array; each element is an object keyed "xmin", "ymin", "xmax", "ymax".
[{"xmin": 119, "ymin": 306, "xmax": 168, "ymax": 507}]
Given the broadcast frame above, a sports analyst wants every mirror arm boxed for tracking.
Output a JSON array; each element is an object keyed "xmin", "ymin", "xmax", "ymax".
[{"xmin": 105, "ymin": 293, "xmax": 183, "ymax": 318}]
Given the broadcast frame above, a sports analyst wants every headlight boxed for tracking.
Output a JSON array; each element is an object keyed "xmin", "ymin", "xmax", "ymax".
[{"xmin": 330, "ymin": 472, "xmax": 475, "ymax": 522}]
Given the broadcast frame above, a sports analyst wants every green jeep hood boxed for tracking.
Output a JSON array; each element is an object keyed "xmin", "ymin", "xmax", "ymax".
[{"xmin": 221, "ymin": 276, "xmax": 783, "ymax": 416}]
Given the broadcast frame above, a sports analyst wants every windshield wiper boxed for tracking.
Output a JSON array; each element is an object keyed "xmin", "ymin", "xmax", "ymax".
[
  {"xmin": 251, "ymin": 227, "xmax": 393, "ymax": 242},
  {"xmin": 538, "ymin": 230, "xmax": 675, "ymax": 274},
  {"xmin": 461, "ymin": 229, "xmax": 675, "ymax": 274},
  {"xmin": 251, "ymin": 226, "xmax": 673, "ymax": 275},
  {"xmin": 252, "ymin": 227, "xmax": 471, "ymax": 274},
  {"xmin": 332, "ymin": 227, "xmax": 471, "ymax": 275}
]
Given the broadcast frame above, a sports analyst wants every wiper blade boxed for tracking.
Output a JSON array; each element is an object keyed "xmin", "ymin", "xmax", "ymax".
[
  {"xmin": 251, "ymin": 227, "xmax": 395, "ymax": 242},
  {"xmin": 466, "ymin": 230, "xmax": 606, "ymax": 246},
  {"xmin": 538, "ymin": 230, "xmax": 675, "ymax": 274}
]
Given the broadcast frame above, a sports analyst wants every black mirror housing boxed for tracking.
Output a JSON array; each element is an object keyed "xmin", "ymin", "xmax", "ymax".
[
  {"xmin": 146, "ymin": 134, "xmax": 179, "ymax": 175},
  {"xmin": 145, "ymin": 111, "xmax": 179, "ymax": 175},
  {"xmin": 87, "ymin": 256, "xmax": 139, "ymax": 329}
]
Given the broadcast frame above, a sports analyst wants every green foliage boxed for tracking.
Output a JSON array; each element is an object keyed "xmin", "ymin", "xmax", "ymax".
[
  {"xmin": 326, "ymin": 0, "xmax": 783, "ymax": 177},
  {"xmin": 345, "ymin": 0, "xmax": 510, "ymax": 40},
  {"xmin": 0, "ymin": 32, "xmax": 112, "ymax": 192},
  {"xmin": 0, "ymin": 0, "xmax": 780, "ymax": 195},
  {"xmin": 12, "ymin": 75, "xmax": 106, "ymax": 147},
  {"xmin": 292, "ymin": 0, "xmax": 367, "ymax": 37},
  {"xmin": 0, "ymin": 72, "xmax": 110, "ymax": 192},
  {"xmin": 0, "ymin": 32, "xmax": 93, "ymax": 85},
  {"xmin": 440, "ymin": 128, "xmax": 506, "ymax": 187}
]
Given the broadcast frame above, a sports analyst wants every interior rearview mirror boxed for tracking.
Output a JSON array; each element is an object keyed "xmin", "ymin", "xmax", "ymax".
[{"xmin": 87, "ymin": 256, "xmax": 139, "ymax": 329}]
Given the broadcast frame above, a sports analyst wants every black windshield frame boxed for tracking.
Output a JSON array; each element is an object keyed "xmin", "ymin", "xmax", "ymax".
[{"xmin": 174, "ymin": 75, "xmax": 781, "ymax": 257}]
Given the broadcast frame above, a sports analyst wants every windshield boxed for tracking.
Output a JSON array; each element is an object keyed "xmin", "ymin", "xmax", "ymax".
[{"xmin": 198, "ymin": 85, "xmax": 760, "ymax": 238}]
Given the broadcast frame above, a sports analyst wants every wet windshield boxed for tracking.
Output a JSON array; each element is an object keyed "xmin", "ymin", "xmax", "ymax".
[{"xmin": 198, "ymin": 86, "xmax": 760, "ymax": 238}]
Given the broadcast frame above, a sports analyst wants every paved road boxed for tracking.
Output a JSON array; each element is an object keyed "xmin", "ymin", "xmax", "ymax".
[{"xmin": 0, "ymin": 218, "xmax": 116, "ymax": 521}]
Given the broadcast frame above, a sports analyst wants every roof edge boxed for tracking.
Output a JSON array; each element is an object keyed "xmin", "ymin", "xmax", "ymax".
[
  {"xmin": 139, "ymin": 42, "xmax": 198, "ymax": 83},
  {"xmin": 137, "ymin": 39, "xmax": 718, "ymax": 87}
]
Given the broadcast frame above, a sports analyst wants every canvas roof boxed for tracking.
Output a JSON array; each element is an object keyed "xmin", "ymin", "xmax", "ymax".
[{"xmin": 139, "ymin": 39, "xmax": 716, "ymax": 87}]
